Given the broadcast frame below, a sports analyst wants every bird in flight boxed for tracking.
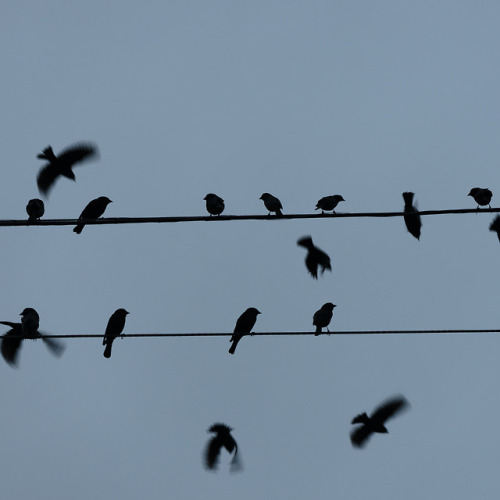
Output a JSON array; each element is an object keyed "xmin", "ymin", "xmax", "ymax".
[
  {"xmin": 297, "ymin": 236, "xmax": 331, "ymax": 279},
  {"xmin": 36, "ymin": 142, "xmax": 99, "ymax": 196},
  {"xmin": 350, "ymin": 395, "xmax": 409, "ymax": 448},
  {"xmin": 203, "ymin": 423, "xmax": 241, "ymax": 472},
  {"xmin": 0, "ymin": 308, "xmax": 65, "ymax": 367}
]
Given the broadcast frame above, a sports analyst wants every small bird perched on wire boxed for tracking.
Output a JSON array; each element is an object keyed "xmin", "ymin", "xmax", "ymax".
[
  {"xmin": 350, "ymin": 395, "xmax": 409, "ymax": 448},
  {"xmin": 315, "ymin": 195, "xmax": 345, "ymax": 214},
  {"xmin": 402, "ymin": 192, "xmax": 421, "ymax": 240},
  {"xmin": 489, "ymin": 215, "xmax": 500, "ymax": 243},
  {"xmin": 36, "ymin": 142, "xmax": 99, "ymax": 197},
  {"xmin": 203, "ymin": 423, "xmax": 241, "ymax": 472},
  {"xmin": 468, "ymin": 187, "xmax": 493, "ymax": 209},
  {"xmin": 313, "ymin": 303, "xmax": 336, "ymax": 335},
  {"xmin": 73, "ymin": 196, "xmax": 112, "ymax": 234},
  {"xmin": 103, "ymin": 308, "xmax": 129, "ymax": 358},
  {"xmin": 203, "ymin": 193, "xmax": 225, "ymax": 216},
  {"xmin": 297, "ymin": 236, "xmax": 331, "ymax": 279},
  {"xmin": 0, "ymin": 308, "xmax": 65, "ymax": 367},
  {"xmin": 259, "ymin": 193, "xmax": 283, "ymax": 216},
  {"xmin": 229, "ymin": 307, "xmax": 261, "ymax": 355},
  {"xmin": 26, "ymin": 198, "xmax": 45, "ymax": 221}
]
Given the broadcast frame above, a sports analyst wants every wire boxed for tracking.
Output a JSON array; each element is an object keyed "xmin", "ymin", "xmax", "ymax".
[
  {"xmin": 2, "ymin": 207, "xmax": 500, "ymax": 227},
  {"xmin": 24, "ymin": 328, "xmax": 500, "ymax": 339}
]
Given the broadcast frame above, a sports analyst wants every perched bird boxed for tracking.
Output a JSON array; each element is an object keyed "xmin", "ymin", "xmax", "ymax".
[
  {"xmin": 402, "ymin": 192, "xmax": 422, "ymax": 240},
  {"xmin": 204, "ymin": 193, "xmax": 225, "ymax": 216},
  {"xmin": 0, "ymin": 308, "xmax": 65, "ymax": 367},
  {"xmin": 203, "ymin": 423, "xmax": 241, "ymax": 472},
  {"xmin": 315, "ymin": 195, "xmax": 345, "ymax": 214},
  {"xmin": 468, "ymin": 187, "xmax": 493, "ymax": 209},
  {"xmin": 26, "ymin": 198, "xmax": 45, "ymax": 221},
  {"xmin": 36, "ymin": 142, "xmax": 99, "ymax": 196},
  {"xmin": 229, "ymin": 307, "xmax": 261, "ymax": 355},
  {"xmin": 297, "ymin": 236, "xmax": 332, "ymax": 279},
  {"xmin": 313, "ymin": 303, "xmax": 336, "ymax": 335},
  {"xmin": 489, "ymin": 215, "xmax": 500, "ymax": 243},
  {"xmin": 350, "ymin": 395, "xmax": 409, "ymax": 448},
  {"xmin": 259, "ymin": 193, "xmax": 283, "ymax": 216},
  {"xmin": 103, "ymin": 308, "xmax": 129, "ymax": 358},
  {"xmin": 73, "ymin": 196, "xmax": 112, "ymax": 234}
]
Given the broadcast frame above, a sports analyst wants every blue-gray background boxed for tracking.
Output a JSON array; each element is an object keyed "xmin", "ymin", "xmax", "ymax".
[{"xmin": 1, "ymin": 1, "xmax": 500, "ymax": 498}]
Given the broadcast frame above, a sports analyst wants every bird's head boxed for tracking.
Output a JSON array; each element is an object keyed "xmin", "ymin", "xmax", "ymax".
[
  {"xmin": 99, "ymin": 196, "xmax": 112, "ymax": 205},
  {"xmin": 116, "ymin": 308, "xmax": 129, "ymax": 316},
  {"xmin": 247, "ymin": 307, "xmax": 261, "ymax": 316},
  {"xmin": 259, "ymin": 193, "xmax": 270, "ymax": 200},
  {"xmin": 323, "ymin": 303, "xmax": 336, "ymax": 311},
  {"xmin": 468, "ymin": 188, "xmax": 480, "ymax": 197},
  {"xmin": 297, "ymin": 236, "xmax": 314, "ymax": 249},
  {"xmin": 20, "ymin": 307, "xmax": 38, "ymax": 317},
  {"xmin": 335, "ymin": 195, "xmax": 345, "ymax": 202}
]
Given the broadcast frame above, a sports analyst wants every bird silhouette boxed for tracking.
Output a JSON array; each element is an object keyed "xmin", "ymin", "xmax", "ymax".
[
  {"xmin": 204, "ymin": 194, "xmax": 225, "ymax": 216},
  {"xmin": 402, "ymin": 192, "xmax": 421, "ymax": 240},
  {"xmin": 26, "ymin": 198, "xmax": 45, "ymax": 221},
  {"xmin": 203, "ymin": 423, "xmax": 241, "ymax": 472},
  {"xmin": 73, "ymin": 196, "xmax": 112, "ymax": 234},
  {"xmin": 468, "ymin": 187, "xmax": 492, "ymax": 209},
  {"xmin": 102, "ymin": 309, "xmax": 129, "ymax": 358},
  {"xmin": 259, "ymin": 193, "xmax": 283, "ymax": 216},
  {"xmin": 350, "ymin": 395, "xmax": 409, "ymax": 448},
  {"xmin": 0, "ymin": 308, "xmax": 65, "ymax": 367},
  {"xmin": 103, "ymin": 308, "xmax": 129, "ymax": 358},
  {"xmin": 315, "ymin": 195, "xmax": 345, "ymax": 213},
  {"xmin": 313, "ymin": 303, "xmax": 336, "ymax": 335},
  {"xmin": 297, "ymin": 236, "xmax": 331, "ymax": 279},
  {"xmin": 36, "ymin": 142, "xmax": 98, "ymax": 196},
  {"xmin": 229, "ymin": 307, "xmax": 261, "ymax": 355}
]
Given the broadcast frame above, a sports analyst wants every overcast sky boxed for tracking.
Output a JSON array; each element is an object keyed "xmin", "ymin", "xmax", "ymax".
[{"xmin": 1, "ymin": 1, "xmax": 500, "ymax": 498}]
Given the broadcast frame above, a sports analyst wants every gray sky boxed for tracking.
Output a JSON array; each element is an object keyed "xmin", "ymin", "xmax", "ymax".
[{"xmin": 1, "ymin": 1, "xmax": 500, "ymax": 498}]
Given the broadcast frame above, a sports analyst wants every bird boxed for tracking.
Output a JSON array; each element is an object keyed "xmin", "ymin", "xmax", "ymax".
[
  {"xmin": 259, "ymin": 193, "xmax": 283, "ymax": 216},
  {"xmin": 26, "ymin": 198, "xmax": 45, "ymax": 221},
  {"xmin": 229, "ymin": 307, "xmax": 261, "ymax": 355},
  {"xmin": 203, "ymin": 194, "xmax": 225, "ymax": 216},
  {"xmin": 36, "ymin": 142, "xmax": 99, "ymax": 196},
  {"xmin": 103, "ymin": 308, "xmax": 129, "ymax": 358},
  {"xmin": 402, "ymin": 192, "xmax": 422, "ymax": 240},
  {"xmin": 0, "ymin": 308, "xmax": 65, "ymax": 367},
  {"xmin": 489, "ymin": 215, "xmax": 500, "ymax": 243},
  {"xmin": 297, "ymin": 236, "xmax": 331, "ymax": 279},
  {"xmin": 313, "ymin": 303, "xmax": 336, "ymax": 335},
  {"xmin": 468, "ymin": 188, "xmax": 493, "ymax": 209},
  {"xmin": 350, "ymin": 395, "xmax": 409, "ymax": 448},
  {"xmin": 315, "ymin": 195, "xmax": 345, "ymax": 214},
  {"xmin": 203, "ymin": 423, "xmax": 241, "ymax": 472},
  {"xmin": 73, "ymin": 196, "xmax": 112, "ymax": 234}
]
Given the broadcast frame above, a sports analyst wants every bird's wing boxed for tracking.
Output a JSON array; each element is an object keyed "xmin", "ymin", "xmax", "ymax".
[
  {"xmin": 371, "ymin": 396, "xmax": 409, "ymax": 424},
  {"xmin": 350, "ymin": 425, "xmax": 372, "ymax": 448},
  {"xmin": 204, "ymin": 437, "xmax": 222, "ymax": 470},
  {"xmin": 57, "ymin": 143, "xmax": 98, "ymax": 166},
  {"xmin": 305, "ymin": 254, "xmax": 319, "ymax": 279},
  {"xmin": 1, "ymin": 331, "xmax": 23, "ymax": 366},
  {"xmin": 37, "ymin": 164, "xmax": 59, "ymax": 196},
  {"xmin": 39, "ymin": 331, "xmax": 65, "ymax": 358}
]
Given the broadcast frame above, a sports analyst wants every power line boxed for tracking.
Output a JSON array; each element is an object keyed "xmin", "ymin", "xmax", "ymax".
[
  {"xmin": 23, "ymin": 328, "xmax": 500, "ymax": 339},
  {"xmin": 1, "ymin": 207, "xmax": 500, "ymax": 227}
]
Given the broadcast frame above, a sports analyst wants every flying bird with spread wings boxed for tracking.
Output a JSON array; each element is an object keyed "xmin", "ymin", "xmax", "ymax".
[{"xmin": 36, "ymin": 142, "xmax": 99, "ymax": 196}]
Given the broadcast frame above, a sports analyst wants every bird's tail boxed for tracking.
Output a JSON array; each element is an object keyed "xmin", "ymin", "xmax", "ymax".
[
  {"xmin": 228, "ymin": 337, "xmax": 240, "ymax": 355},
  {"xmin": 402, "ymin": 192, "xmax": 414, "ymax": 206},
  {"xmin": 315, "ymin": 325, "xmax": 321, "ymax": 335},
  {"xmin": 103, "ymin": 341, "xmax": 113, "ymax": 358},
  {"xmin": 73, "ymin": 224, "xmax": 84, "ymax": 234},
  {"xmin": 276, "ymin": 208, "xmax": 283, "ymax": 217},
  {"xmin": 37, "ymin": 146, "xmax": 56, "ymax": 161}
]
